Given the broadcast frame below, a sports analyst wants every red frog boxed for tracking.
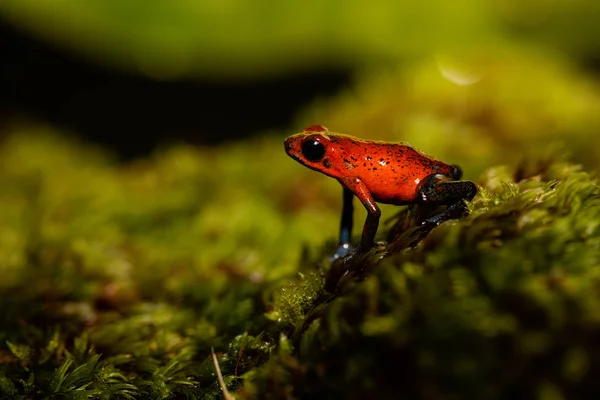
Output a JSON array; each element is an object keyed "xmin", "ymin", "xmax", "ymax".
[{"xmin": 284, "ymin": 125, "xmax": 477, "ymax": 258}]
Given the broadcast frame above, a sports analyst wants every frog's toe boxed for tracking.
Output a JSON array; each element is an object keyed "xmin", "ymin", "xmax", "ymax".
[
  {"xmin": 421, "ymin": 216, "xmax": 442, "ymax": 229},
  {"xmin": 330, "ymin": 243, "xmax": 352, "ymax": 261}
]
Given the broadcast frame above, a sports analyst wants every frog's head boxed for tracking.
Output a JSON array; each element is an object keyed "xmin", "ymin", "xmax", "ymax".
[{"xmin": 284, "ymin": 125, "xmax": 336, "ymax": 175}]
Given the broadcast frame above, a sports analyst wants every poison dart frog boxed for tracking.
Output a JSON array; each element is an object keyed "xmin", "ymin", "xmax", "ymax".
[{"xmin": 284, "ymin": 125, "xmax": 477, "ymax": 259}]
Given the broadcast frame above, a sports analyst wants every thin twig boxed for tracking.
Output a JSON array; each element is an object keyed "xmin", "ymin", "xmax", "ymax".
[{"xmin": 211, "ymin": 347, "xmax": 235, "ymax": 400}]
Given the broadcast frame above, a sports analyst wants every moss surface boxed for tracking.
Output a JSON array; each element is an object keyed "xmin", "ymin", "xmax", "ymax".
[
  {"xmin": 1, "ymin": 54, "xmax": 600, "ymax": 399},
  {"xmin": 1, "ymin": 132, "xmax": 598, "ymax": 399}
]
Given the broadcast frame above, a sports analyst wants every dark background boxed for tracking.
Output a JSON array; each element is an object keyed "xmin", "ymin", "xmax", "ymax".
[{"xmin": 0, "ymin": 20, "xmax": 352, "ymax": 159}]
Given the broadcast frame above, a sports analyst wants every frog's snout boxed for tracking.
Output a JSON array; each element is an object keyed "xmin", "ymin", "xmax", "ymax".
[
  {"xmin": 284, "ymin": 136, "xmax": 304, "ymax": 165},
  {"xmin": 284, "ymin": 138, "xmax": 293, "ymax": 153}
]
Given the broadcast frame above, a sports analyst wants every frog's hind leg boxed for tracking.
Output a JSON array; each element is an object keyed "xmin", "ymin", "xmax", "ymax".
[{"xmin": 416, "ymin": 174, "xmax": 477, "ymax": 227}]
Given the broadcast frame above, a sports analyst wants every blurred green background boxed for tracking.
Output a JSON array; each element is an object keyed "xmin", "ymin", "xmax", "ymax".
[
  {"xmin": 2, "ymin": 0, "xmax": 600, "ymax": 78},
  {"xmin": 1, "ymin": 1, "xmax": 600, "ymax": 398}
]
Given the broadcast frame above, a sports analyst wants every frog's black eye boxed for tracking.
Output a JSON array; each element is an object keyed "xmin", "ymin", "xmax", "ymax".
[{"xmin": 301, "ymin": 139, "xmax": 326, "ymax": 162}]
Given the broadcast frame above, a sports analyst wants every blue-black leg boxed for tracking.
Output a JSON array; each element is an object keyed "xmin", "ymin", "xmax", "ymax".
[
  {"xmin": 332, "ymin": 187, "xmax": 354, "ymax": 259},
  {"xmin": 338, "ymin": 176, "xmax": 381, "ymax": 251}
]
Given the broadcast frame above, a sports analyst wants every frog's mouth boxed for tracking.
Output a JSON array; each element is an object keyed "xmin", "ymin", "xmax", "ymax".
[
  {"xmin": 284, "ymin": 139, "xmax": 293, "ymax": 154},
  {"xmin": 286, "ymin": 151, "xmax": 303, "ymax": 164}
]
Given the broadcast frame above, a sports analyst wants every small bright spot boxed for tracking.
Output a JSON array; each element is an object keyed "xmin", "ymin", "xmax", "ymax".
[{"xmin": 436, "ymin": 56, "xmax": 484, "ymax": 86}]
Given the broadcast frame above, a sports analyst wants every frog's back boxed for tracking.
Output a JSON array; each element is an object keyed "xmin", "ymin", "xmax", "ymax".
[{"xmin": 331, "ymin": 137, "xmax": 453, "ymax": 204}]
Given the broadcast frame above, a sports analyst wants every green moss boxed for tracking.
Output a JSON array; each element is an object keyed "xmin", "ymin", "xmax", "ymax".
[
  {"xmin": 5, "ymin": 128, "xmax": 596, "ymax": 398},
  {"xmin": 1, "ymin": 52, "xmax": 600, "ymax": 398},
  {"xmin": 261, "ymin": 161, "xmax": 600, "ymax": 399}
]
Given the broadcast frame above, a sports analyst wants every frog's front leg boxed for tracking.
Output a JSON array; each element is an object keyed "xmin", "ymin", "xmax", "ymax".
[
  {"xmin": 332, "ymin": 187, "xmax": 355, "ymax": 259},
  {"xmin": 416, "ymin": 174, "xmax": 477, "ymax": 227},
  {"xmin": 327, "ymin": 178, "xmax": 381, "ymax": 292},
  {"xmin": 339, "ymin": 177, "xmax": 381, "ymax": 251}
]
